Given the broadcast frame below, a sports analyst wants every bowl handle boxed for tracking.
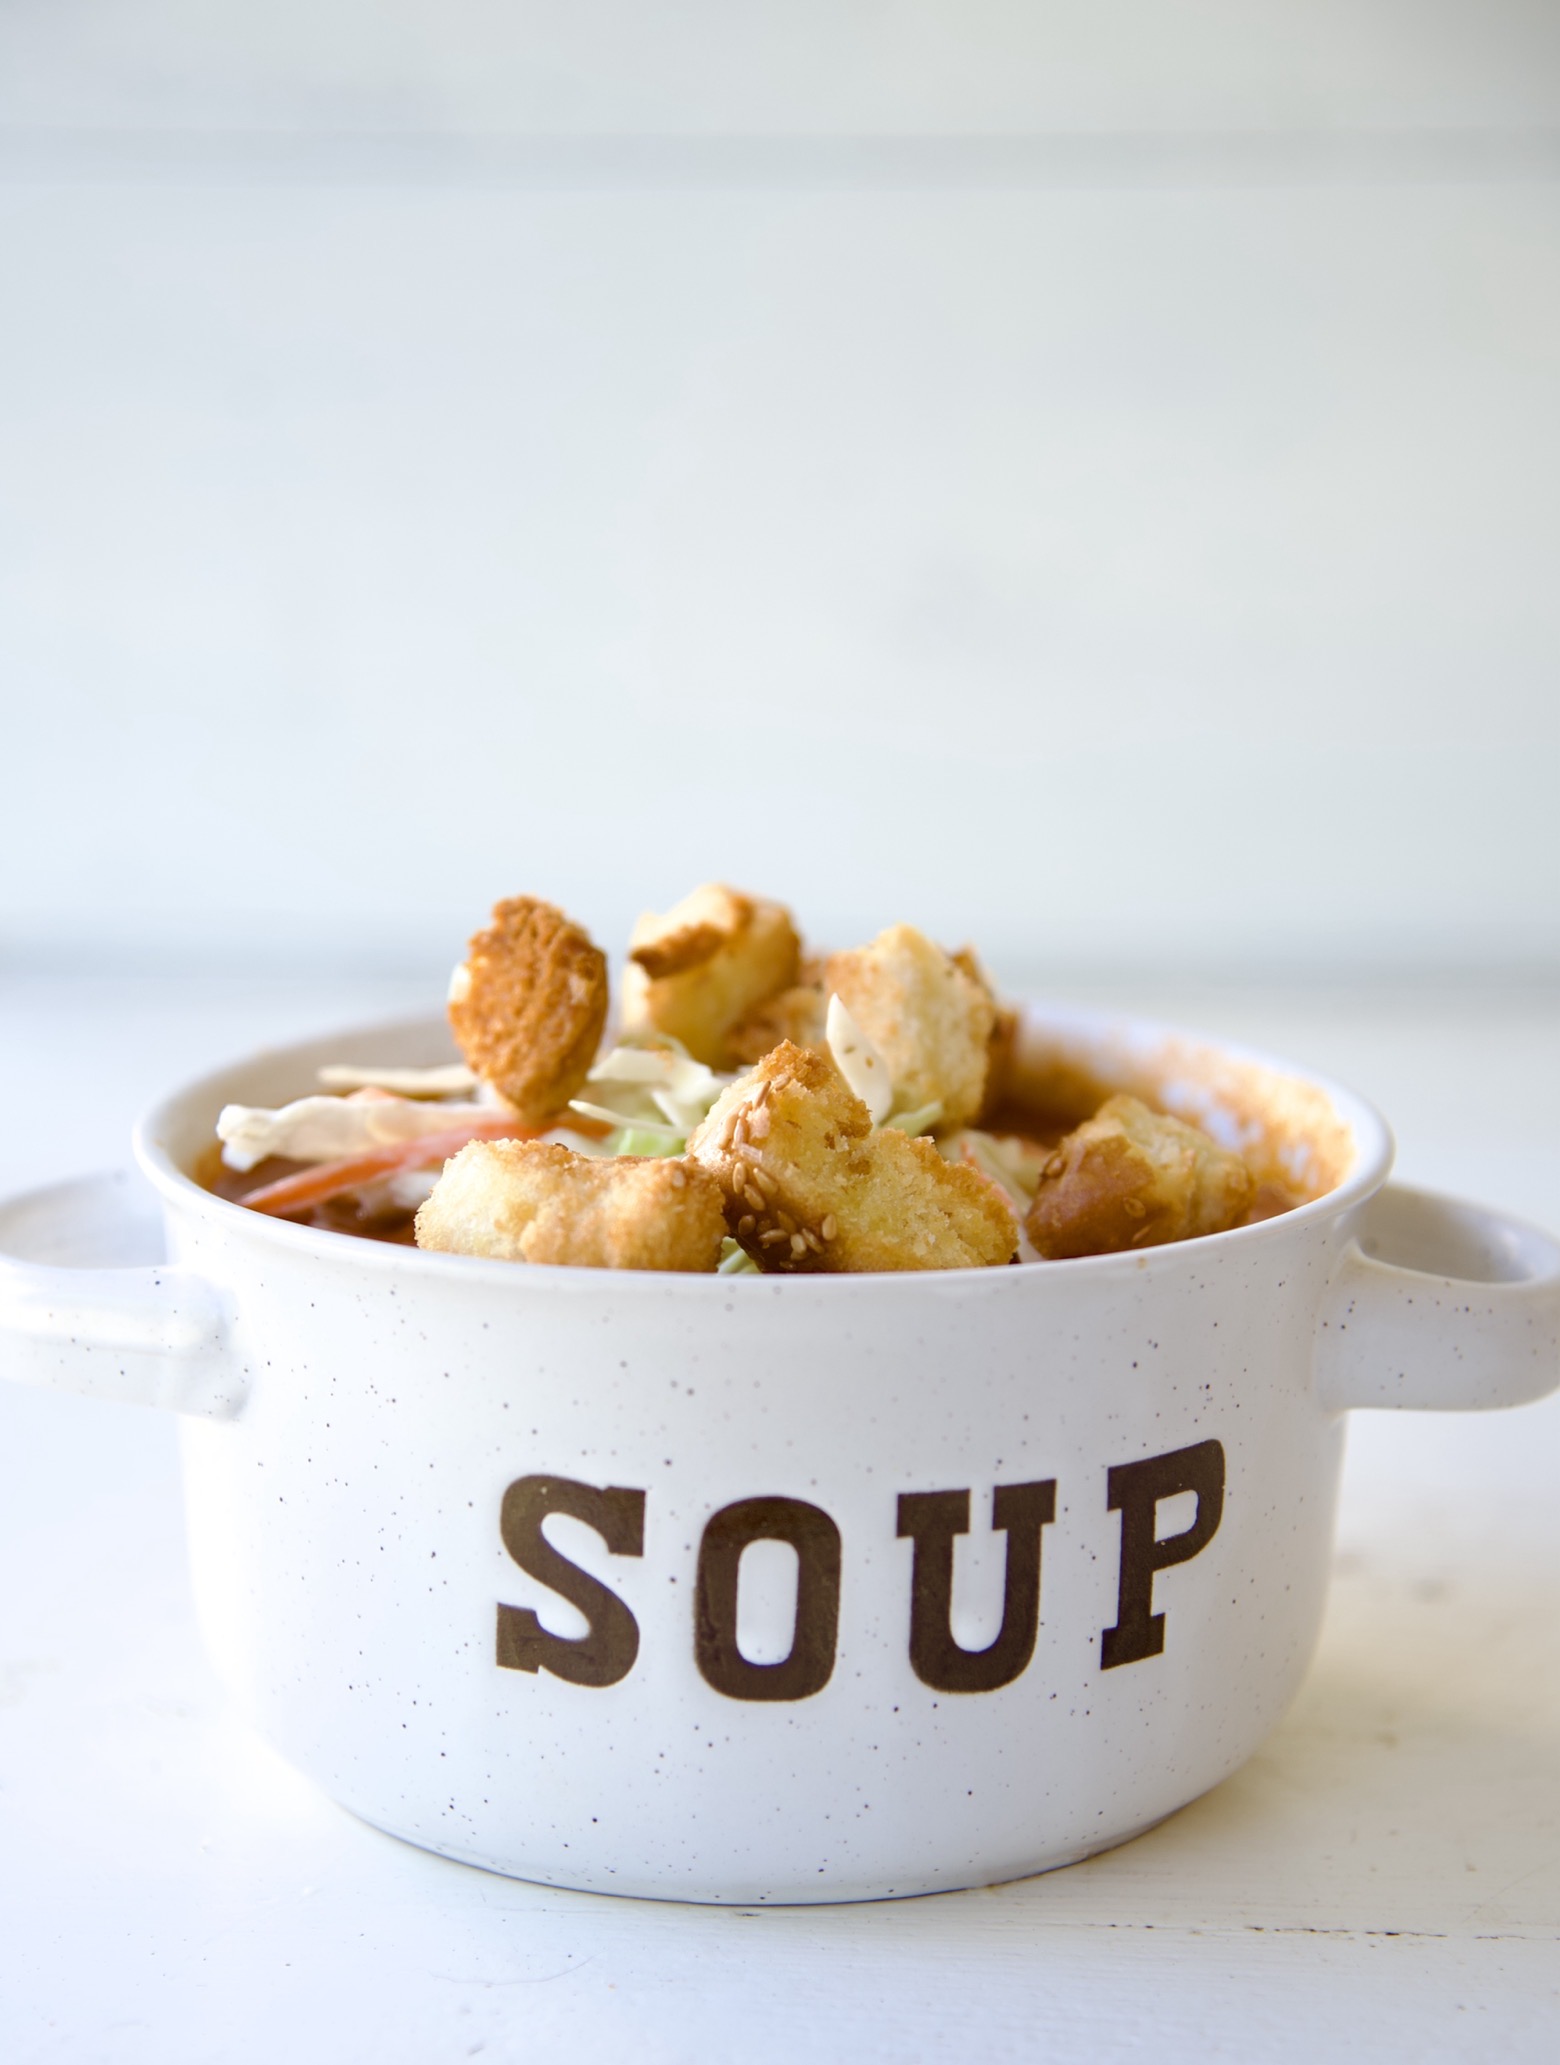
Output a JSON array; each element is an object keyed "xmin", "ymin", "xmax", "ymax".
[
  {"xmin": 0, "ymin": 1171, "xmax": 242, "ymax": 1420},
  {"xmin": 1314, "ymin": 1183, "xmax": 1560, "ymax": 1412}
]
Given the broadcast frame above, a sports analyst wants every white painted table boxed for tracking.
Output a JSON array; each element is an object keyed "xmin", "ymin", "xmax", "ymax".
[{"xmin": 2, "ymin": 974, "xmax": 1557, "ymax": 2061}]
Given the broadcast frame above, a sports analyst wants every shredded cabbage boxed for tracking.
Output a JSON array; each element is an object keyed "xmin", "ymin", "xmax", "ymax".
[
  {"xmin": 316, "ymin": 1062, "xmax": 477, "ymax": 1098},
  {"xmin": 350, "ymin": 1166, "xmax": 444, "ymax": 1219},
  {"xmin": 608, "ymin": 1125, "xmax": 685, "ymax": 1158},
  {"xmin": 883, "ymin": 1099, "xmax": 944, "ymax": 1136},
  {"xmin": 825, "ymin": 994, "xmax": 892, "ymax": 1122},
  {"xmin": 937, "ymin": 1128, "xmax": 1049, "ymax": 1209},
  {"xmin": 569, "ymin": 1034, "xmax": 734, "ymax": 1158},
  {"xmin": 217, "ymin": 1094, "xmax": 500, "ymax": 1174}
]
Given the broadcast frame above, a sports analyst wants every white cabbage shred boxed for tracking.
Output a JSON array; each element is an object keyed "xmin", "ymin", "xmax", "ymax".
[
  {"xmin": 216, "ymin": 1093, "xmax": 497, "ymax": 1173},
  {"xmin": 346, "ymin": 1166, "xmax": 446, "ymax": 1219},
  {"xmin": 882, "ymin": 1099, "xmax": 944, "ymax": 1135},
  {"xmin": 936, "ymin": 1127, "xmax": 1052, "ymax": 1263},
  {"xmin": 316, "ymin": 1062, "xmax": 478, "ymax": 1098},
  {"xmin": 824, "ymin": 994, "xmax": 892, "ymax": 1123},
  {"xmin": 569, "ymin": 1036, "xmax": 733, "ymax": 1155}
]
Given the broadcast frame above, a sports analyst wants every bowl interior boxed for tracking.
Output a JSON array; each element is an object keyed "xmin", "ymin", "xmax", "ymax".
[
  {"xmin": 140, "ymin": 1002, "xmax": 1383, "ymax": 1218},
  {"xmin": 1004, "ymin": 1005, "xmax": 1363, "ymax": 1205}
]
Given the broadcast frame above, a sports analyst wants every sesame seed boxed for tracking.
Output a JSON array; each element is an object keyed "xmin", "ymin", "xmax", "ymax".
[
  {"xmin": 821, "ymin": 1214, "xmax": 837, "ymax": 1241},
  {"xmin": 733, "ymin": 1118, "xmax": 749, "ymax": 1147},
  {"xmin": 803, "ymin": 1228, "xmax": 823, "ymax": 1252},
  {"xmin": 744, "ymin": 1185, "xmax": 765, "ymax": 1212},
  {"xmin": 790, "ymin": 1233, "xmax": 807, "ymax": 1257},
  {"xmin": 777, "ymin": 1210, "xmax": 796, "ymax": 1235},
  {"xmin": 737, "ymin": 1215, "xmax": 755, "ymax": 1238},
  {"xmin": 753, "ymin": 1168, "xmax": 778, "ymax": 1198},
  {"xmin": 747, "ymin": 1107, "xmax": 771, "ymax": 1140},
  {"xmin": 669, "ymin": 1167, "xmax": 686, "ymax": 1189},
  {"xmin": 760, "ymin": 1228, "xmax": 789, "ymax": 1246}
]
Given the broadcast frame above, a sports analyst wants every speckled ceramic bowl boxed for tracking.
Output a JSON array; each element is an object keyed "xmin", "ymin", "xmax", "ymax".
[{"xmin": 2, "ymin": 1006, "xmax": 1556, "ymax": 1902}]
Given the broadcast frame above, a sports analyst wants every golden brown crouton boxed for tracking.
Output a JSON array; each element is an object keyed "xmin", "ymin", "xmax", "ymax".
[
  {"xmin": 823, "ymin": 925, "xmax": 996, "ymax": 1129},
  {"xmin": 622, "ymin": 883, "xmax": 800, "ymax": 1067},
  {"xmin": 978, "ymin": 1006, "xmax": 1019, "ymax": 1122},
  {"xmin": 415, "ymin": 1139, "xmax": 726, "ymax": 1271},
  {"xmin": 726, "ymin": 983, "xmax": 828, "ymax": 1066},
  {"xmin": 1025, "ymin": 1094, "xmax": 1253, "ymax": 1260},
  {"xmin": 446, "ymin": 898, "xmax": 609, "ymax": 1127},
  {"xmin": 950, "ymin": 946, "xmax": 1018, "ymax": 1121},
  {"xmin": 686, "ymin": 1042, "xmax": 1016, "ymax": 1273}
]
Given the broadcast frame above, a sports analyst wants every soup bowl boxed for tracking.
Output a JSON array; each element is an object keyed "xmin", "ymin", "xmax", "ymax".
[{"xmin": 1, "ymin": 1004, "xmax": 1556, "ymax": 1903}]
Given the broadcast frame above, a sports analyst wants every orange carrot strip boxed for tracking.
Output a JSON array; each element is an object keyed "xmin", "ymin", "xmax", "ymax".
[{"xmin": 237, "ymin": 1113, "xmax": 533, "ymax": 1217}]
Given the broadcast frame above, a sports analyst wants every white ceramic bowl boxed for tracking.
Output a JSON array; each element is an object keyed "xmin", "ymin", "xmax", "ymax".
[{"xmin": 2, "ymin": 1004, "xmax": 1557, "ymax": 1904}]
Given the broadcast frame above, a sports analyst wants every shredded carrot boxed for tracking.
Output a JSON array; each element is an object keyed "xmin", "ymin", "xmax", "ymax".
[{"xmin": 237, "ymin": 1114, "xmax": 536, "ymax": 1217}]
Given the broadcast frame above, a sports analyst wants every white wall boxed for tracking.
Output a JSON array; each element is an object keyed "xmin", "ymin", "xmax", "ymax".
[
  {"xmin": 5, "ymin": 2, "xmax": 1560, "ymax": 133},
  {"xmin": 2, "ymin": 6, "xmax": 1557, "ymax": 982}
]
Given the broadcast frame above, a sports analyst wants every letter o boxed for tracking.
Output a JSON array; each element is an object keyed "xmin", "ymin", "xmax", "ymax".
[{"xmin": 694, "ymin": 1496, "xmax": 841, "ymax": 1701}]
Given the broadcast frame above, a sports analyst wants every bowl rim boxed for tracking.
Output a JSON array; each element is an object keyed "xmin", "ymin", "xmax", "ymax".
[{"xmin": 132, "ymin": 998, "xmax": 1396, "ymax": 1292}]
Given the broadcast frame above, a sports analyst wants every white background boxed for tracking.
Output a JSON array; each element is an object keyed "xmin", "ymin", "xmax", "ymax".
[
  {"xmin": 1, "ymin": 10, "xmax": 1558, "ymax": 2059},
  {"xmin": 2, "ymin": 2, "xmax": 1557, "ymax": 981}
]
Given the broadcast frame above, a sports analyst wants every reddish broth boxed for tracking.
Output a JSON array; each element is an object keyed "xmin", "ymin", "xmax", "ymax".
[{"xmin": 196, "ymin": 1141, "xmax": 421, "ymax": 1245}]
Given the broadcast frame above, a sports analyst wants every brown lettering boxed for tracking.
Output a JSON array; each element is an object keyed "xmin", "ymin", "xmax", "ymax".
[
  {"xmin": 897, "ymin": 1481, "xmax": 1057, "ymax": 1693},
  {"xmin": 497, "ymin": 1475, "xmax": 645, "ymax": 1688},
  {"xmin": 695, "ymin": 1496, "xmax": 841, "ymax": 1701},
  {"xmin": 1100, "ymin": 1440, "xmax": 1225, "ymax": 1669}
]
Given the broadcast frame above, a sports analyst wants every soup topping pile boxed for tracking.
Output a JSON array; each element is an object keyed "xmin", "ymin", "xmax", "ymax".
[{"xmin": 211, "ymin": 885, "xmax": 1266, "ymax": 1272}]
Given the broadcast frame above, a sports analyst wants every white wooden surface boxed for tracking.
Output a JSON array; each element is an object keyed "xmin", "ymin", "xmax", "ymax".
[{"xmin": 0, "ymin": 973, "xmax": 1556, "ymax": 2061}]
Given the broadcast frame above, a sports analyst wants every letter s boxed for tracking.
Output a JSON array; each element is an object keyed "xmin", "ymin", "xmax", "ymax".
[{"xmin": 497, "ymin": 1475, "xmax": 646, "ymax": 1688}]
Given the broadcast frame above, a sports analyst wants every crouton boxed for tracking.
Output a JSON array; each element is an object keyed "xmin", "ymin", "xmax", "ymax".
[
  {"xmin": 978, "ymin": 1005, "xmax": 1019, "ymax": 1121},
  {"xmin": 447, "ymin": 898, "xmax": 609, "ymax": 1127},
  {"xmin": 686, "ymin": 1042, "xmax": 1016, "ymax": 1273},
  {"xmin": 415, "ymin": 1139, "xmax": 727, "ymax": 1272},
  {"xmin": 727, "ymin": 983, "xmax": 828, "ymax": 1066},
  {"xmin": 1025, "ymin": 1094, "xmax": 1253, "ymax": 1260},
  {"xmin": 823, "ymin": 925, "xmax": 996, "ymax": 1129},
  {"xmin": 950, "ymin": 946, "xmax": 1018, "ymax": 1120},
  {"xmin": 622, "ymin": 883, "xmax": 800, "ymax": 1067}
]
